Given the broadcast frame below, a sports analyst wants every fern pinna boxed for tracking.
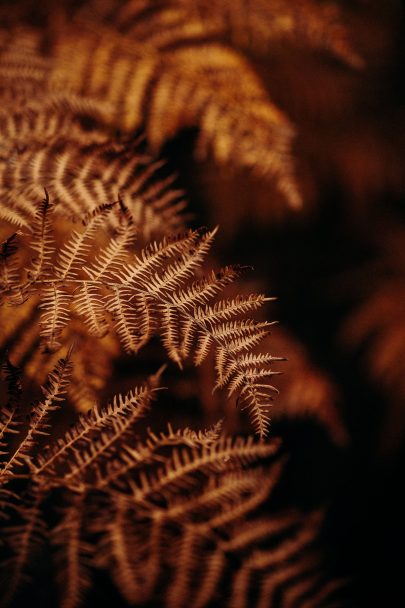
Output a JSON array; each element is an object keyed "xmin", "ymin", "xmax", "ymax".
[
  {"xmin": 1, "ymin": 193, "xmax": 282, "ymax": 438},
  {"xmin": 0, "ymin": 355, "xmax": 344, "ymax": 608}
]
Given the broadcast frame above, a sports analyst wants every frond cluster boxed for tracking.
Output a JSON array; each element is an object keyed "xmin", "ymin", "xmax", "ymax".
[
  {"xmin": 93, "ymin": 479, "xmax": 345, "ymax": 608},
  {"xmin": 0, "ymin": 353, "xmax": 272, "ymax": 606},
  {"xmin": 88, "ymin": 0, "xmax": 361, "ymax": 68},
  {"xmin": 0, "ymin": 4, "xmax": 361, "ymax": 606},
  {"xmin": 0, "ymin": 0, "xmax": 360, "ymax": 215},
  {"xmin": 0, "ymin": 29, "xmax": 185, "ymax": 236},
  {"xmin": 0, "ymin": 357, "xmax": 326, "ymax": 608},
  {"xmin": 1, "ymin": 199, "xmax": 281, "ymax": 437}
]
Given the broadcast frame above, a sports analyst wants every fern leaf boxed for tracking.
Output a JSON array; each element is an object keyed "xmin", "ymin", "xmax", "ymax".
[
  {"xmin": 73, "ymin": 283, "xmax": 108, "ymax": 338},
  {"xmin": 54, "ymin": 203, "xmax": 116, "ymax": 280},
  {"xmin": 39, "ymin": 285, "xmax": 72, "ymax": 353},
  {"xmin": 147, "ymin": 420, "xmax": 224, "ymax": 450},
  {"xmin": 129, "ymin": 436, "xmax": 280, "ymax": 502},
  {"xmin": 4, "ymin": 206, "xmax": 281, "ymax": 437},
  {"xmin": 25, "ymin": 190, "xmax": 54, "ymax": 281},
  {"xmin": 36, "ymin": 384, "xmax": 154, "ymax": 490},
  {"xmin": 50, "ymin": 26, "xmax": 300, "ymax": 207},
  {"xmin": 0, "ymin": 350, "xmax": 72, "ymax": 481}
]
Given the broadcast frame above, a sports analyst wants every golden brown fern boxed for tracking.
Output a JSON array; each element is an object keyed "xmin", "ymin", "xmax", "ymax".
[
  {"xmin": 92, "ymin": 0, "xmax": 361, "ymax": 67},
  {"xmin": 1, "ymin": 355, "xmax": 344, "ymax": 607},
  {"xmin": 0, "ymin": 1, "xmax": 360, "ymax": 217},
  {"xmin": 0, "ymin": 356, "xmax": 289, "ymax": 607},
  {"xmin": 93, "ymin": 480, "xmax": 345, "ymax": 608},
  {"xmin": 0, "ymin": 135, "xmax": 186, "ymax": 238},
  {"xmin": 0, "ymin": 27, "xmax": 187, "ymax": 235},
  {"xmin": 58, "ymin": 0, "xmax": 360, "ymax": 209},
  {"xmin": 1, "ymin": 196, "xmax": 281, "ymax": 437},
  {"xmin": 183, "ymin": 315, "xmax": 348, "ymax": 444},
  {"xmin": 0, "ymin": 354, "xmax": 157, "ymax": 604},
  {"xmin": 49, "ymin": 22, "xmax": 300, "ymax": 208}
]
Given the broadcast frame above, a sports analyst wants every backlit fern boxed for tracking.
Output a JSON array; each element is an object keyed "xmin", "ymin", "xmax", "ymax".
[{"xmin": 1, "ymin": 193, "xmax": 282, "ymax": 437}]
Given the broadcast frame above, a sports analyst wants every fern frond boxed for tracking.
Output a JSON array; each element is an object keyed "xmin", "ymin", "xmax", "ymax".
[
  {"xmin": 128, "ymin": 436, "xmax": 280, "ymax": 502},
  {"xmin": 54, "ymin": 203, "xmax": 116, "ymax": 280},
  {"xmin": 35, "ymin": 383, "xmax": 154, "ymax": 490},
  {"xmin": 0, "ymin": 358, "xmax": 343, "ymax": 607},
  {"xmin": 0, "ymin": 137, "xmax": 186, "ymax": 236},
  {"xmin": 0, "ymin": 350, "xmax": 72, "ymax": 481},
  {"xmin": 60, "ymin": 0, "xmax": 359, "ymax": 209},
  {"xmin": 3, "ymin": 202, "xmax": 281, "ymax": 437},
  {"xmin": 50, "ymin": 25, "xmax": 300, "ymax": 207},
  {"xmin": 146, "ymin": 420, "xmax": 224, "ymax": 450},
  {"xmin": 91, "ymin": 430, "xmax": 283, "ymax": 607}
]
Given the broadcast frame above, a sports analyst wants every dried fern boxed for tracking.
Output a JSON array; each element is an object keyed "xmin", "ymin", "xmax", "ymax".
[
  {"xmin": 87, "ymin": 0, "xmax": 361, "ymax": 68},
  {"xmin": 1, "ymin": 196, "xmax": 281, "ymax": 437},
  {"xmin": 0, "ymin": 5, "xmax": 364, "ymax": 606},
  {"xmin": 1, "ymin": 357, "xmax": 341, "ymax": 607},
  {"xmin": 48, "ymin": 22, "xmax": 300, "ymax": 208},
  {"xmin": 0, "ymin": 133, "xmax": 186, "ymax": 238},
  {"xmin": 0, "ymin": 0, "xmax": 360, "ymax": 217},
  {"xmin": 0, "ymin": 356, "xmax": 302, "ymax": 608}
]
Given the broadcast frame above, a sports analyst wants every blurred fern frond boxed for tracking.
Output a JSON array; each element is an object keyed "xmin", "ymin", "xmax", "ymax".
[
  {"xmin": 0, "ymin": 0, "xmax": 361, "ymax": 218},
  {"xmin": 94, "ymin": 0, "xmax": 361, "ymax": 67},
  {"xmin": 49, "ymin": 23, "xmax": 301, "ymax": 208}
]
